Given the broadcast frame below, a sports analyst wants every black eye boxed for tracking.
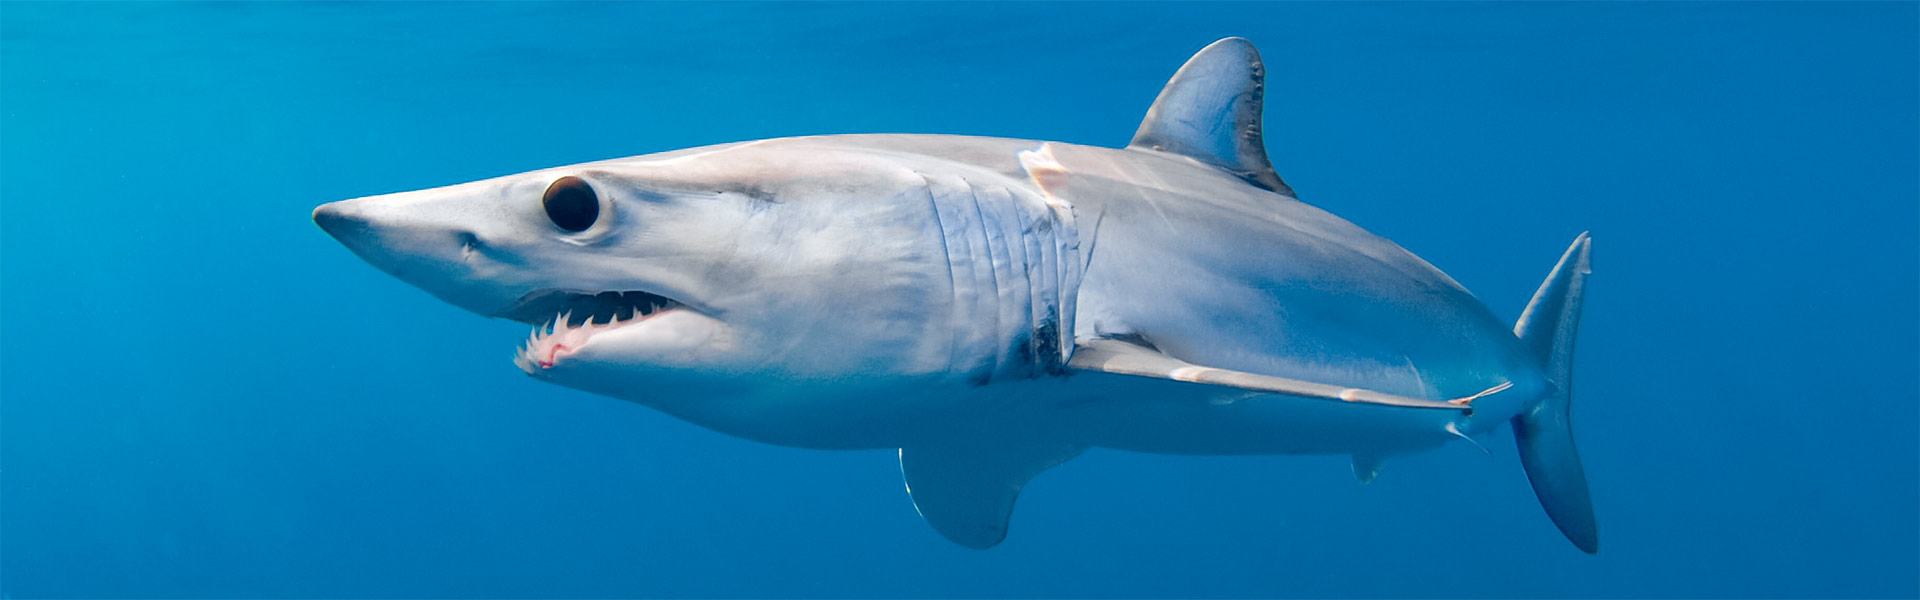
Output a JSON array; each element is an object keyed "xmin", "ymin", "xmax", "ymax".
[{"xmin": 542, "ymin": 176, "xmax": 599, "ymax": 232}]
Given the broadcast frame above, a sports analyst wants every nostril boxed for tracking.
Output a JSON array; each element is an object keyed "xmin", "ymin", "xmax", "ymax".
[{"xmin": 458, "ymin": 232, "xmax": 481, "ymax": 261}]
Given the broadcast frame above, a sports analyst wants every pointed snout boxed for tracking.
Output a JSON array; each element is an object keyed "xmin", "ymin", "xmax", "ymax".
[
  {"xmin": 312, "ymin": 200, "xmax": 367, "ymax": 242},
  {"xmin": 313, "ymin": 198, "xmax": 402, "ymax": 263},
  {"xmin": 311, "ymin": 195, "xmax": 449, "ymax": 259},
  {"xmin": 312, "ymin": 196, "xmax": 421, "ymax": 278},
  {"xmin": 310, "ymin": 193, "xmax": 529, "ymax": 319}
]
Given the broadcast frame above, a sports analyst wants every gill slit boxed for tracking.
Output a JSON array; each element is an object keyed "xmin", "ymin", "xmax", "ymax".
[
  {"xmin": 960, "ymin": 177, "xmax": 1006, "ymax": 377},
  {"xmin": 915, "ymin": 172, "xmax": 967, "ymax": 374},
  {"xmin": 981, "ymin": 182, "xmax": 1037, "ymax": 377},
  {"xmin": 1004, "ymin": 184, "xmax": 1049, "ymax": 370}
]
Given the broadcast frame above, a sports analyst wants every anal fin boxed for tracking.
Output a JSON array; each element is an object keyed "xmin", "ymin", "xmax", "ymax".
[{"xmin": 899, "ymin": 439, "xmax": 1084, "ymax": 549}]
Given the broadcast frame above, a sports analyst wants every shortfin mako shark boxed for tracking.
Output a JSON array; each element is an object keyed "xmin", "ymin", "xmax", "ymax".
[{"xmin": 314, "ymin": 38, "xmax": 1598, "ymax": 553}]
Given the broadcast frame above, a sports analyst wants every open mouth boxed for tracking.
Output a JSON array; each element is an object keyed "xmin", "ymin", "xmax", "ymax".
[
  {"xmin": 506, "ymin": 290, "xmax": 686, "ymax": 370},
  {"xmin": 502, "ymin": 290, "xmax": 683, "ymax": 327}
]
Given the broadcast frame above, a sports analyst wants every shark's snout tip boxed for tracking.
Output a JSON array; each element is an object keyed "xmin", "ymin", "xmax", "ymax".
[{"xmin": 312, "ymin": 201, "xmax": 359, "ymax": 239}]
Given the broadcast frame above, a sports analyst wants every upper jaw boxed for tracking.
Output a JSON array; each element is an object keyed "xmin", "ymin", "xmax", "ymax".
[{"xmin": 497, "ymin": 289, "xmax": 684, "ymax": 327}]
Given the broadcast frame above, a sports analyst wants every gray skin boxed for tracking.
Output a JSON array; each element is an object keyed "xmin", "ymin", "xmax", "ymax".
[
  {"xmin": 622, "ymin": 133, "xmax": 1550, "ymax": 452},
  {"xmin": 313, "ymin": 37, "xmax": 1594, "ymax": 552}
]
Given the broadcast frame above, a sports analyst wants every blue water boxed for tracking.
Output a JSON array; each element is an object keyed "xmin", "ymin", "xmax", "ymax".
[{"xmin": 3, "ymin": 2, "xmax": 1915, "ymax": 597}]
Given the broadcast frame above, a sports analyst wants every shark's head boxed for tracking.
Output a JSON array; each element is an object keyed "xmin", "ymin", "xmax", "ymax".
[{"xmin": 314, "ymin": 140, "xmax": 1077, "ymax": 441}]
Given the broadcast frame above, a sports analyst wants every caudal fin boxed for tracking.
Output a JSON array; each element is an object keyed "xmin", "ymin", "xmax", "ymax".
[{"xmin": 1512, "ymin": 233, "xmax": 1598, "ymax": 554}]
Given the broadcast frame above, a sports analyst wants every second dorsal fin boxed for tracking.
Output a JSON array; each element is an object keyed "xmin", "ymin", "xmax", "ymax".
[{"xmin": 1128, "ymin": 37, "xmax": 1293, "ymax": 197}]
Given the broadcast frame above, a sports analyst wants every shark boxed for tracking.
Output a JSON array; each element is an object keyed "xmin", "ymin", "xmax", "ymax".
[{"xmin": 313, "ymin": 38, "xmax": 1597, "ymax": 553}]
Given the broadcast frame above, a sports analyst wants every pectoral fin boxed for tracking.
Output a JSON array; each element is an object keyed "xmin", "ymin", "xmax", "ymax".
[
  {"xmin": 899, "ymin": 440, "xmax": 1084, "ymax": 549},
  {"xmin": 1068, "ymin": 338, "xmax": 1497, "ymax": 411}
]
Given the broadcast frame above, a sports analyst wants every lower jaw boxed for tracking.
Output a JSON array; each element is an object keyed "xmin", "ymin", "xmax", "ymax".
[
  {"xmin": 514, "ymin": 307, "xmax": 687, "ymax": 373},
  {"xmin": 515, "ymin": 308, "xmax": 739, "ymax": 378}
]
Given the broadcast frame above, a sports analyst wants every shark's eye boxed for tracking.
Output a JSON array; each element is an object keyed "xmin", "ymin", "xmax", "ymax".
[{"xmin": 542, "ymin": 176, "xmax": 599, "ymax": 232}]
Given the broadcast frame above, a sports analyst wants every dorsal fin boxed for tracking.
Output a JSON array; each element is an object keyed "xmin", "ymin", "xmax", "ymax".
[{"xmin": 1128, "ymin": 37, "xmax": 1293, "ymax": 197}]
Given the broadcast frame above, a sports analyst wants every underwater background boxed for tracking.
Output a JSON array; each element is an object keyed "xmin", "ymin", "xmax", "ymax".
[{"xmin": 3, "ymin": 2, "xmax": 1915, "ymax": 598}]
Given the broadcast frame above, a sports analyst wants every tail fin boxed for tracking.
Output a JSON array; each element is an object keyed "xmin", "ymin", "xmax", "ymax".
[{"xmin": 1512, "ymin": 232, "xmax": 1598, "ymax": 554}]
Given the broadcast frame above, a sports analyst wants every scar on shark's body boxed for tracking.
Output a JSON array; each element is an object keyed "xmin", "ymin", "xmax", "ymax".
[{"xmin": 315, "ymin": 38, "xmax": 1598, "ymax": 553}]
